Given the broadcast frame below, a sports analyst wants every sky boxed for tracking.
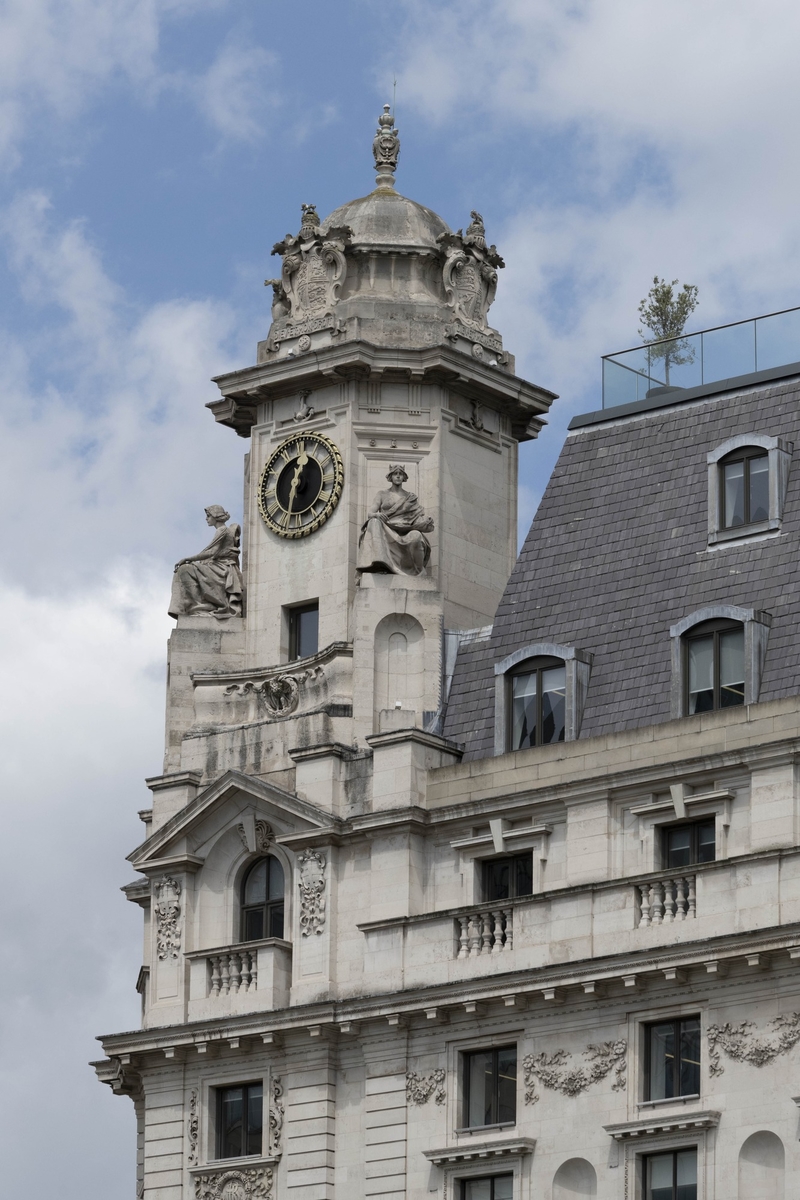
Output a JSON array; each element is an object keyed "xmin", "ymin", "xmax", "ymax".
[{"xmin": 4, "ymin": 1, "xmax": 800, "ymax": 1194}]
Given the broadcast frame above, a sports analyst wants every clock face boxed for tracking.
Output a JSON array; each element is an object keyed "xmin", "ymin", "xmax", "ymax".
[{"xmin": 258, "ymin": 432, "xmax": 344, "ymax": 539}]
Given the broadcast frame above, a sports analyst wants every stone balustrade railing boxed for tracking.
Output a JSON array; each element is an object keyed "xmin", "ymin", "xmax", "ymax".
[
  {"xmin": 209, "ymin": 948, "xmax": 258, "ymax": 996},
  {"xmin": 456, "ymin": 908, "xmax": 514, "ymax": 957},
  {"xmin": 637, "ymin": 875, "xmax": 697, "ymax": 927}
]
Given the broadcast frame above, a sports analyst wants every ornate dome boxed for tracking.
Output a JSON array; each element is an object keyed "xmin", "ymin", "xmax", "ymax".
[{"xmin": 322, "ymin": 189, "xmax": 451, "ymax": 255}]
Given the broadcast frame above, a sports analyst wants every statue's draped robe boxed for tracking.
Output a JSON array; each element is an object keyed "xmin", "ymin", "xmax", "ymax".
[
  {"xmin": 169, "ymin": 524, "xmax": 243, "ymax": 618},
  {"xmin": 357, "ymin": 489, "xmax": 432, "ymax": 576}
]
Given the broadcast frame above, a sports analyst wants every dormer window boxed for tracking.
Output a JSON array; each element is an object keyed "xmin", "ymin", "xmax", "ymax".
[
  {"xmin": 719, "ymin": 447, "xmax": 768, "ymax": 529},
  {"xmin": 685, "ymin": 619, "xmax": 744, "ymax": 713},
  {"xmin": 509, "ymin": 657, "xmax": 566, "ymax": 750},
  {"xmin": 241, "ymin": 856, "xmax": 285, "ymax": 941}
]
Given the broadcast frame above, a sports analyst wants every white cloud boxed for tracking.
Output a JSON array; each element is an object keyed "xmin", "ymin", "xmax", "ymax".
[{"xmin": 182, "ymin": 37, "xmax": 280, "ymax": 143}]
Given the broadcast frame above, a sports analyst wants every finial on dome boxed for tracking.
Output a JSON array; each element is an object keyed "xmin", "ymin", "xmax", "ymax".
[{"xmin": 372, "ymin": 104, "xmax": 400, "ymax": 190}]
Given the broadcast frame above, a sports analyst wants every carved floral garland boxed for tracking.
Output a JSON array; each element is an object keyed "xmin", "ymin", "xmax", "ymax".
[
  {"xmin": 298, "ymin": 849, "xmax": 326, "ymax": 936},
  {"xmin": 188, "ymin": 1088, "xmax": 199, "ymax": 1164},
  {"xmin": 194, "ymin": 1168, "xmax": 272, "ymax": 1200},
  {"xmin": 523, "ymin": 1040, "xmax": 627, "ymax": 1105},
  {"xmin": 707, "ymin": 1012, "xmax": 800, "ymax": 1075},
  {"xmin": 406, "ymin": 1069, "xmax": 446, "ymax": 1106},
  {"xmin": 269, "ymin": 1076, "xmax": 284, "ymax": 1155},
  {"xmin": 154, "ymin": 876, "xmax": 182, "ymax": 959}
]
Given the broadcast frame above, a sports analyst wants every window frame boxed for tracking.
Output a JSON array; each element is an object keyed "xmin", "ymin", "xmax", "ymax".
[
  {"xmin": 461, "ymin": 1044, "xmax": 518, "ymax": 1130},
  {"xmin": 706, "ymin": 433, "xmax": 793, "ymax": 547},
  {"xmin": 482, "ymin": 852, "xmax": 534, "ymax": 902},
  {"xmin": 240, "ymin": 856, "xmax": 285, "ymax": 943},
  {"xmin": 644, "ymin": 1016, "xmax": 702, "ymax": 1103},
  {"xmin": 285, "ymin": 600, "xmax": 319, "ymax": 662},
  {"xmin": 643, "ymin": 1145, "xmax": 698, "ymax": 1200},
  {"xmin": 493, "ymin": 642, "xmax": 592, "ymax": 756},
  {"xmin": 682, "ymin": 617, "xmax": 744, "ymax": 715},
  {"xmin": 661, "ymin": 819, "xmax": 716, "ymax": 870},
  {"xmin": 506, "ymin": 655, "xmax": 566, "ymax": 751},
  {"xmin": 460, "ymin": 1174, "xmax": 514, "ymax": 1200},
  {"xmin": 718, "ymin": 445, "xmax": 769, "ymax": 530},
  {"xmin": 669, "ymin": 605, "xmax": 772, "ymax": 718},
  {"xmin": 215, "ymin": 1080, "xmax": 264, "ymax": 1160}
]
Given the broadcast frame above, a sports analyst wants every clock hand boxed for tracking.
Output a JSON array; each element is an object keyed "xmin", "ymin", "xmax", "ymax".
[{"xmin": 286, "ymin": 449, "xmax": 309, "ymax": 518}]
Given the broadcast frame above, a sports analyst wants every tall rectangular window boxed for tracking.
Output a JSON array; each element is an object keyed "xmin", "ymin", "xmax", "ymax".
[
  {"xmin": 288, "ymin": 602, "xmax": 319, "ymax": 661},
  {"xmin": 645, "ymin": 1018, "xmax": 701, "ymax": 1101},
  {"xmin": 686, "ymin": 622, "xmax": 744, "ymax": 713},
  {"xmin": 217, "ymin": 1083, "xmax": 263, "ymax": 1159},
  {"xmin": 463, "ymin": 1046, "xmax": 517, "ymax": 1128},
  {"xmin": 461, "ymin": 1176, "xmax": 513, "ymax": 1200},
  {"xmin": 645, "ymin": 1148, "xmax": 697, "ymax": 1200},
  {"xmin": 509, "ymin": 660, "xmax": 566, "ymax": 749}
]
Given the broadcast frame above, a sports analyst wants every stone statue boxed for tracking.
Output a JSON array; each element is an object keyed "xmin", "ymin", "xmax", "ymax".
[
  {"xmin": 357, "ymin": 466, "xmax": 434, "ymax": 577},
  {"xmin": 169, "ymin": 506, "xmax": 243, "ymax": 619}
]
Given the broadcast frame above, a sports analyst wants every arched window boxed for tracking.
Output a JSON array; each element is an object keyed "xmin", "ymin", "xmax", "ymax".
[
  {"xmin": 240, "ymin": 857, "xmax": 285, "ymax": 941},
  {"xmin": 684, "ymin": 618, "xmax": 744, "ymax": 713},
  {"xmin": 719, "ymin": 446, "xmax": 769, "ymax": 529},
  {"xmin": 508, "ymin": 656, "xmax": 566, "ymax": 750}
]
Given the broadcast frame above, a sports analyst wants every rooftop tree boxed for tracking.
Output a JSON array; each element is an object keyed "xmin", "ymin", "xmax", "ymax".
[{"xmin": 638, "ymin": 276, "xmax": 699, "ymax": 385}]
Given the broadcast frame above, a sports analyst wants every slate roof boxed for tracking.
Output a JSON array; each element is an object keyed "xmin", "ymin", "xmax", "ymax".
[{"xmin": 442, "ymin": 374, "xmax": 800, "ymax": 759}]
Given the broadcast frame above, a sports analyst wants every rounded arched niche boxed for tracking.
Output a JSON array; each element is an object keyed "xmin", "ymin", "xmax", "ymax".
[
  {"xmin": 552, "ymin": 1158, "xmax": 597, "ymax": 1198},
  {"xmin": 738, "ymin": 1131, "xmax": 785, "ymax": 1199},
  {"xmin": 373, "ymin": 612, "xmax": 425, "ymax": 731}
]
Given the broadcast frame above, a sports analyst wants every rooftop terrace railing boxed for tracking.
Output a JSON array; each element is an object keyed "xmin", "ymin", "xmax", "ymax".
[{"xmin": 602, "ymin": 304, "xmax": 800, "ymax": 409}]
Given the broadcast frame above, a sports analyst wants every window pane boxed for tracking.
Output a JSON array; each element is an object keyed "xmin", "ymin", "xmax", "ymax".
[
  {"xmin": 493, "ymin": 1175, "xmax": 513, "ymax": 1200},
  {"xmin": 267, "ymin": 857, "xmax": 284, "ymax": 901},
  {"xmin": 676, "ymin": 1149, "xmax": 697, "ymax": 1200},
  {"xmin": 496, "ymin": 1047, "xmax": 517, "ymax": 1124},
  {"xmin": 296, "ymin": 606, "xmax": 319, "ymax": 659},
  {"xmin": 246, "ymin": 1084, "xmax": 263, "ymax": 1156},
  {"xmin": 647, "ymin": 1153, "xmax": 675, "ymax": 1200},
  {"xmin": 220, "ymin": 1087, "xmax": 243, "ymax": 1158},
  {"xmin": 244, "ymin": 860, "xmax": 268, "ymax": 905},
  {"xmin": 648, "ymin": 1022, "xmax": 675, "ymax": 1100},
  {"xmin": 723, "ymin": 459, "xmax": 745, "ymax": 526},
  {"xmin": 511, "ymin": 673, "xmax": 537, "ymax": 750},
  {"xmin": 696, "ymin": 820, "xmax": 716, "ymax": 863},
  {"xmin": 749, "ymin": 454, "xmax": 769, "ymax": 522},
  {"xmin": 463, "ymin": 1180, "xmax": 492, "ymax": 1200},
  {"xmin": 719, "ymin": 628, "xmax": 744, "ymax": 707},
  {"xmin": 514, "ymin": 853, "xmax": 533, "ymax": 897},
  {"xmin": 687, "ymin": 636, "xmax": 714, "ymax": 713},
  {"xmin": 485, "ymin": 859, "xmax": 510, "ymax": 901},
  {"xmin": 466, "ymin": 1051, "xmax": 494, "ymax": 1127},
  {"xmin": 243, "ymin": 908, "xmax": 264, "ymax": 941},
  {"xmin": 666, "ymin": 827, "xmax": 692, "ymax": 870},
  {"xmin": 679, "ymin": 1019, "xmax": 701, "ymax": 1096},
  {"xmin": 540, "ymin": 665, "xmax": 566, "ymax": 744},
  {"xmin": 268, "ymin": 903, "xmax": 285, "ymax": 939}
]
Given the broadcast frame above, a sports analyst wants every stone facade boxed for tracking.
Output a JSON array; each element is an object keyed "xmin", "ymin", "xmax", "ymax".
[{"xmin": 95, "ymin": 113, "xmax": 800, "ymax": 1199}]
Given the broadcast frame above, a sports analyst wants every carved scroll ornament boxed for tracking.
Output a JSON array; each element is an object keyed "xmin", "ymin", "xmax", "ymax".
[
  {"xmin": 271, "ymin": 204, "xmax": 352, "ymax": 324},
  {"xmin": 188, "ymin": 1089, "xmax": 199, "ymax": 1164},
  {"xmin": 438, "ymin": 211, "xmax": 504, "ymax": 333},
  {"xmin": 406, "ymin": 1069, "xmax": 446, "ymax": 1106},
  {"xmin": 224, "ymin": 666, "xmax": 323, "ymax": 718},
  {"xmin": 268, "ymin": 1076, "xmax": 284, "ymax": 1155},
  {"xmin": 194, "ymin": 1168, "xmax": 273, "ymax": 1200},
  {"xmin": 707, "ymin": 1012, "xmax": 800, "ymax": 1075},
  {"xmin": 523, "ymin": 1040, "xmax": 627, "ymax": 1104},
  {"xmin": 154, "ymin": 876, "xmax": 182, "ymax": 960},
  {"xmin": 298, "ymin": 848, "xmax": 326, "ymax": 936}
]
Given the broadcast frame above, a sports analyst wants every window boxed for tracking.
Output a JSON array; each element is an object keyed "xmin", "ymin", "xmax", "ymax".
[
  {"xmin": 508, "ymin": 657, "xmax": 566, "ymax": 750},
  {"xmin": 644, "ymin": 1148, "xmax": 697, "ymax": 1200},
  {"xmin": 685, "ymin": 619, "xmax": 744, "ymax": 713},
  {"xmin": 240, "ymin": 857, "xmax": 285, "ymax": 941},
  {"xmin": 463, "ymin": 1046, "xmax": 517, "ymax": 1128},
  {"xmin": 663, "ymin": 820, "xmax": 715, "ymax": 869},
  {"xmin": 483, "ymin": 853, "xmax": 533, "ymax": 901},
  {"xmin": 288, "ymin": 602, "xmax": 318, "ymax": 660},
  {"xmin": 645, "ymin": 1017, "xmax": 701, "ymax": 1101},
  {"xmin": 216, "ymin": 1082, "xmax": 263, "ymax": 1159},
  {"xmin": 461, "ymin": 1176, "xmax": 513, "ymax": 1200},
  {"xmin": 719, "ymin": 447, "xmax": 769, "ymax": 529}
]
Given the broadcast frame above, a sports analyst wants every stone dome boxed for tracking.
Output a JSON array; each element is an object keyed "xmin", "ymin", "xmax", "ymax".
[{"xmin": 322, "ymin": 188, "xmax": 451, "ymax": 254}]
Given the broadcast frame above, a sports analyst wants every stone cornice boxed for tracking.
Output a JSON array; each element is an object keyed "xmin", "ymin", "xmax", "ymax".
[
  {"xmin": 365, "ymin": 727, "xmax": 463, "ymax": 756},
  {"xmin": 423, "ymin": 1137, "xmax": 536, "ymax": 1165},
  {"xmin": 604, "ymin": 1111, "xmax": 720, "ymax": 1141},
  {"xmin": 191, "ymin": 640, "xmax": 352, "ymax": 686}
]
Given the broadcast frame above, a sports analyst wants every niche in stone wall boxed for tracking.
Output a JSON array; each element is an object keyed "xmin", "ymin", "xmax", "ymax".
[
  {"xmin": 552, "ymin": 1158, "xmax": 597, "ymax": 1198},
  {"xmin": 738, "ymin": 1131, "xmax": 785, "ymax": 1199},
  {"xmin": 373, "ymin": 613, "xmax": 425, "ymax": 732}
]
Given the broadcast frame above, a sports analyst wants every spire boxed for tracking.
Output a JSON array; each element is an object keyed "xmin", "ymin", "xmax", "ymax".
[{"xmin": 372, "ymin": 104, "xmax": 400, "ymax": 190}]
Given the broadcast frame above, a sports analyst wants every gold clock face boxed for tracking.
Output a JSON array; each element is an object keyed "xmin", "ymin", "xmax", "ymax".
[{"xmin": 258, "ymin": 432, "xmax": 344, "ymax": 539}]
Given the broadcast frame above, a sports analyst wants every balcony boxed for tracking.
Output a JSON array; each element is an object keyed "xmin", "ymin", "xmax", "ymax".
[
  {"xmin": 602, "ymin": 304, "xmax": 800, "ymax": 409},
  {"xmin": 186, "ymin": 938, "xmax": 292, "ymax": 1020}
]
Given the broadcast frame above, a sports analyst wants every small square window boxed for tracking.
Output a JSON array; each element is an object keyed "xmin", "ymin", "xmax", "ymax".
[
  {"xmin": 216, "ymin": 1082, "xmax": 263, "ymax": 1159},
  {"xmin": 462, "ymin": 1046, "xmax": 517, "ymax": 1128},
  {"xmin": 483, "ymin": 853, "xmax": 533, "ymax": 901},
  {"xmin": 645, "ymin": 1017, "xmax": 701, "ymax": 1101},
  {"xmin": 287, "ymin": 602, "xmax": 319, "ymax": 661},
  {"xmin": 644, "ymin": 1147, "xmax": 697, "ymax": 1199},
  {"xmin": 663, "ymin": 820, "xmax": 715, "ymax": 869},
  {"xmin": 461, "ymin": 1175, "xmax": 513, "ymax": 1200}
]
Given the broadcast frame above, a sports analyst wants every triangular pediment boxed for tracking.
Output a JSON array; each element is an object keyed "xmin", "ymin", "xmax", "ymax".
[{"xmin": 129, "ymin": 769, "xmax": 336, "ymax": 872}]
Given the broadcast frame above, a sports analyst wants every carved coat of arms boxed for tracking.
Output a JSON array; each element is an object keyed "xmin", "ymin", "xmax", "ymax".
[
  {"xmin": 437, "ymin": 211, "xmax": 505, "ymax": 332},
  {"xmin": 269, "ymin": 204, "xmax": 352, "ymax": 324}
]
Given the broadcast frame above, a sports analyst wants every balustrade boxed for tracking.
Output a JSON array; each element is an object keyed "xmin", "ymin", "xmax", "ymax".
[
  {"xmin": 455, "ymin": 908, "xmax": 514, "ymax": 957},
  {"xmin": 637, "ymin": 875, "xmax": 696, "ymax": 927},
  {"xmin": 208, "ymin": 948, "xmax": 258, "ymax": 996}
]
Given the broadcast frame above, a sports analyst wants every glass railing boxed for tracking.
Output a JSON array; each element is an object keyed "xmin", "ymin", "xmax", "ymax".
[{"xmin": 602, "ymin": 305, "xmax": 800, "ymax": 408}]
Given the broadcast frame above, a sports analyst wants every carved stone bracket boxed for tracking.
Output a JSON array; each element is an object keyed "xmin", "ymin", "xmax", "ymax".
[
  {"xmin": 268, "ymin": 1076, "xmax": 284, "ymax": 1155},
  {"xmin": 188, "ymin": 1089, "xmax": 199, "ymax": 1164},
  {"xmin": 707, "ymin": 1012, "xmax": 800, "ymax": 1075},
  {"xmin": 523, "ymin": 1040, "xmax": 627, "ymax": 1104},
  {"xmin": 298, "ymin": 848, "xmax": 326, "ymax": 936},
  {"xmin": 224, "ymin": 666, "xmax": 323, "ymax": 718},
  {"xmin": 406, "ymin": 1069, "xmax": 446, "ymax": 1106},
  {"xmin": 438, "ymin": 212, "xmax": 504, "ymax": 333},
  {"xmin": 194, "ymin": 1168, "xmax": 273, "ymax": 1200},
  {"xmin": 154, "ymin": 876, "xmax": 182, "ymax": 960}
]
